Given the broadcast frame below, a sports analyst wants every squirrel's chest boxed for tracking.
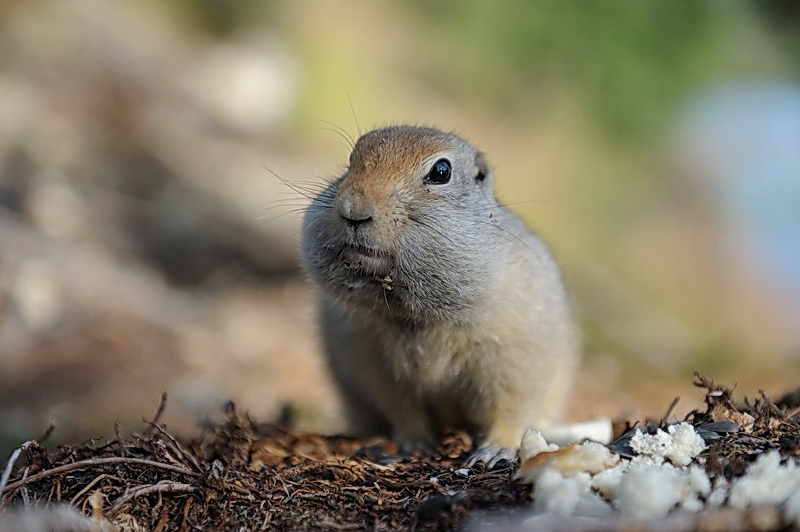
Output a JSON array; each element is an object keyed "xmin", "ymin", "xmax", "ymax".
[{"xmin": 378, "ymin": 325, "xmax": 492, "ymax": 390}]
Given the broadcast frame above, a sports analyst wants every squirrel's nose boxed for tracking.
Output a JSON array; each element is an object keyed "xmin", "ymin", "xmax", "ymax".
[
  {"xmin": 341, "ymin": 213, "xmax": 372, "ymax": 228},
  {"xmin": 338, "ymin": 188, "xmax": 375, "ymax": 229}
]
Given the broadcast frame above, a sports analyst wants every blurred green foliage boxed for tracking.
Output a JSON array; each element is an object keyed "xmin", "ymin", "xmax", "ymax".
[
  {"xmin": 158, "ymin": 0, "xmax": 791, "ymax": 147},
  {"xmin": 406, "ymin": 1, "xmax": 745, "ymax": 142},
  {"xmin": 752, "ymin": 0, "xmax": 800, "ymax": 63},
  {"xmin": 161, "ymin": 0, "xmax": 279, "ymax": 36}
]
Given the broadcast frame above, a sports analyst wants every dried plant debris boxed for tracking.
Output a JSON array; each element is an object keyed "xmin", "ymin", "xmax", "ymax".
[
  {"xmin": 0, "ymin": 401, "xmax": 527, "ymax": 531},
  {"xmin": 1, "ymin": 374, "xmax": 800, "ymax": 531}
]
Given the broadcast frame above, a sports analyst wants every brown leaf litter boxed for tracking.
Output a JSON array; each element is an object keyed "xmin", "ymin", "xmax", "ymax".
[{"xmin": 1, "ymin": 374, "xmax": 799, "ymax": 531}]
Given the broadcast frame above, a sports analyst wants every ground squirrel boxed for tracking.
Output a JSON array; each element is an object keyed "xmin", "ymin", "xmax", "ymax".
[{"xmin": 301, "ymin": 126, "xmax": 579, "ymax": 465}]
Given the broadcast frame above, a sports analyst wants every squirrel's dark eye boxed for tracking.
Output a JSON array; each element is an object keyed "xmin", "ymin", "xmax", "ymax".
[{"xmin": 425, "ymin": 159, "xmax": 451, "ymax": 184}]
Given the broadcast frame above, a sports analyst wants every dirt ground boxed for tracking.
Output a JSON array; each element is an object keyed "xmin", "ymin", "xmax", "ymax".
[{"xmin": 1, "ymin": 374, "xmax": 799, "ymax": 531}]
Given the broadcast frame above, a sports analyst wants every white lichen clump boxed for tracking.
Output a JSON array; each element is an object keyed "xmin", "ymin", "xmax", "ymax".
[
  {"xmin": 785, "ymin": 488, "xmax": 800, "ymax": 528},
  {"xmin": 614, "ymin": 464, "xmax": 711, "ymax": 518},
  {"xmin": 516, "ymin": 438, "xmax": 619, "ymax": 516},
  {"xmin": 629, "ymin": 423, "xmax": 707, "ymax": 466},
  {"xmin": 517, "ymin": 423, "xmax": 800, "ymax": 525},
  {"xmin": 516, "ymin": 423, "xmax": 711, "ymax": 520},
  {"xmin": 727, "ymin": 450, "xmax": 800, "ymax": 527}
]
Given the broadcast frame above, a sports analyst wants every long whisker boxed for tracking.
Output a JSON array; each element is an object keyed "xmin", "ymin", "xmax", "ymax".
[
  {"xmin": 257, "ymin": 208, "xmax": 309, "ymax": 226},
  {"xmin": 263, "ymin": 165, "xmax": 326, "ymax": 201},
  {"xmin": 305, "ymin": 127, "xmax": 353, "ymax": 153},
  {"xmin": 475, "ymin": 220, "xmax": 542, "ymax": 264},
  {"xmin": 409, "ymin": 211, "xmax": 543, "ymax": 265},
  {"xmin": 346, "ymin": 91, "xmax": 362, "ymax": 137},
  {"xmin": 303, "ymin": 118, "xmax": 356, "ymax": 149},
  {"xmin": 473, "ymin": 199, "xmax": 554, "ymax": 212}
]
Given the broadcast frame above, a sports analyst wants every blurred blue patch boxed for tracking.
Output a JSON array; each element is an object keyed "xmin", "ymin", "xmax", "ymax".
[{"xmin": 679, "ymin": 81, "xmax": 800, "ymax": 310}]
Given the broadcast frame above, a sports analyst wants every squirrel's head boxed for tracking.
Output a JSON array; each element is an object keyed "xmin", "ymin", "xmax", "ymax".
[{"xmin": 301, "ymin": 126, "xmax": 500, "ymax": 321}]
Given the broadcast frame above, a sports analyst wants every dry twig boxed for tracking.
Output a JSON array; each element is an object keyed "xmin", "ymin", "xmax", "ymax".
[
  {"xmin": 1, "ymin": 457, "xmax": 199, "ymax": 496},
  {"xmin": 0, "ymin": 440, "xmax": 35, "ymax": 505},
  {"xmin": 106, "ymin": 480, "xmax": 198, "ymax": 517}
]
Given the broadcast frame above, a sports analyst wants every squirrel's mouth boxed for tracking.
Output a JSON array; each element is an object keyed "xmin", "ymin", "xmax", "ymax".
[
  {"xmin": 338, "ymin": 243, "xmax": 391, "ymax": 276},
  {"xmin": 345, "ymin": 243, "xmax": 385, "ymax": 258}
]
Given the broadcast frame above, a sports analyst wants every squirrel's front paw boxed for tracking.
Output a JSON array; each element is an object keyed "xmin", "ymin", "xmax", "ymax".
[{"xmin": 466, "ymin": 444, "xmax": 517, "ymax": 468}]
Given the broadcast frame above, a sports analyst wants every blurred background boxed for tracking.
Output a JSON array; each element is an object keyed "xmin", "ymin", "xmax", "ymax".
[{"xmin": 2, "ymin": 0, "xmax": 799, "ymax": 455}]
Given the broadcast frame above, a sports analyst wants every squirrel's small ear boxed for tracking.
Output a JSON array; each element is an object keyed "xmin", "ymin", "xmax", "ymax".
[{"xmin": 474, "ymin": 150, "xmax": 490, "ymax": 182}]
